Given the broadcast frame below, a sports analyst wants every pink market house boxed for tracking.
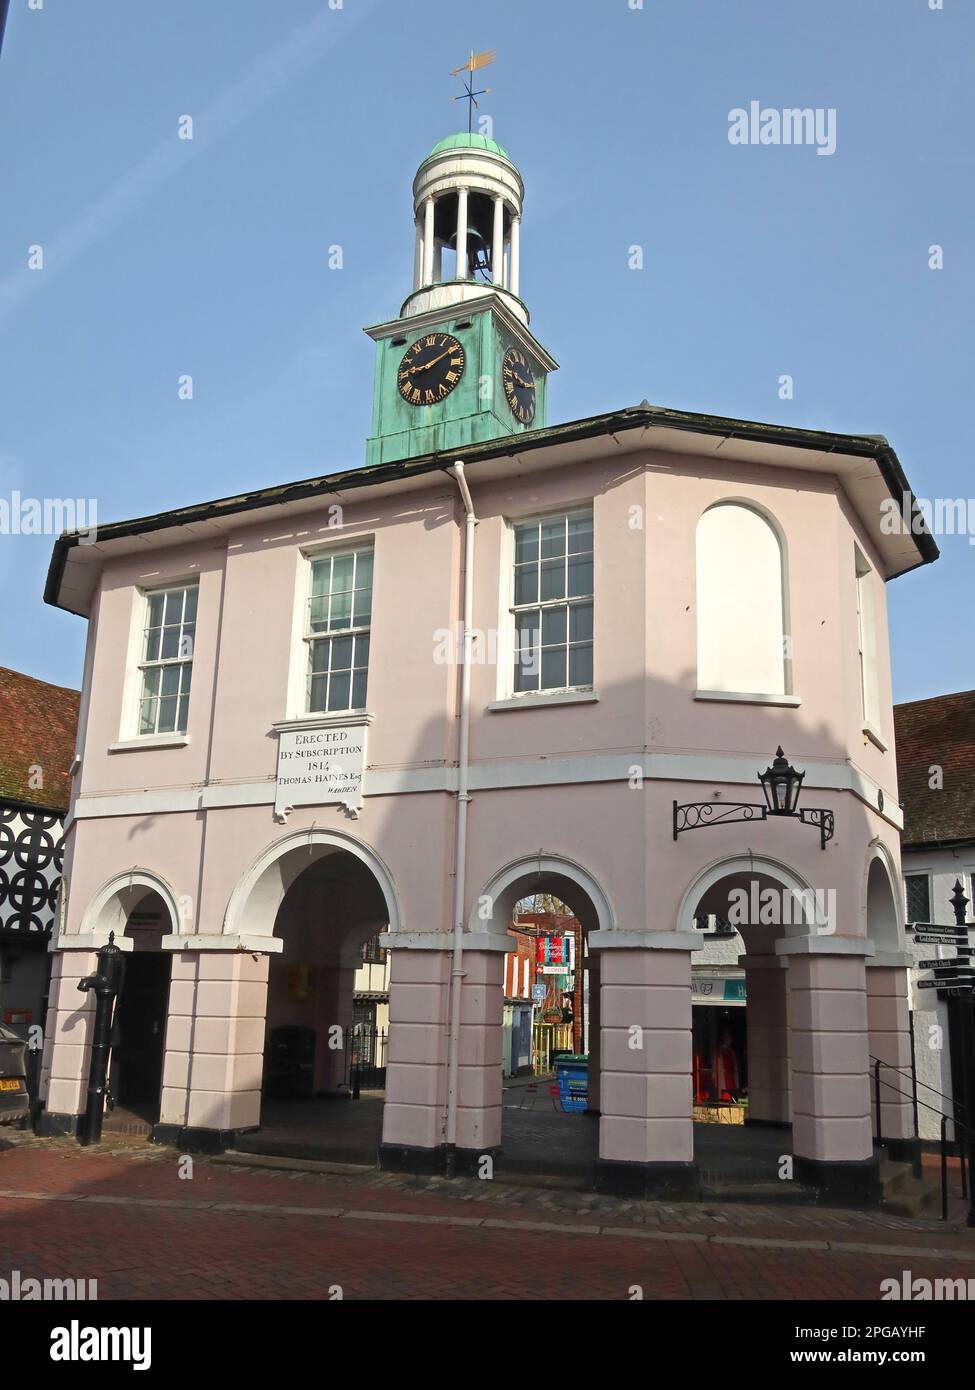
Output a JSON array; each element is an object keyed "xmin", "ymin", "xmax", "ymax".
[{"xmin": 39, "ymin": 131, "xmax": 938, "ymax": 1205}]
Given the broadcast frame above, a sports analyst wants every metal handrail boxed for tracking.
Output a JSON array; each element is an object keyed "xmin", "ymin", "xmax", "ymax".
[
  {"xmin": 868, "ymin": 1052, "xmax": 969, "ymax": 1119},
  {"xmin": 870, "ymin": 1056, "xmax": 973, "ymax": 1221}
]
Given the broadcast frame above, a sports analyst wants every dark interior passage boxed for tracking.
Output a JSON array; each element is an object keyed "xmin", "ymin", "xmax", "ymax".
[{"xmin": 111, "ymin": 952, "xmax": 171, "ymax": 1110}]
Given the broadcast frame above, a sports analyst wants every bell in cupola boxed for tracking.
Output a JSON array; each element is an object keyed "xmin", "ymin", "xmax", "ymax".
[{"xmin": 447, "ymin": 223, "xmax": 491, "ymax": 280}]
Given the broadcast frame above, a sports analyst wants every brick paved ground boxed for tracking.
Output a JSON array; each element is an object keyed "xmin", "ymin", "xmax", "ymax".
[{"xmin": 1, "ymin": 1132, "xmax": 973, "ymax": 1301}]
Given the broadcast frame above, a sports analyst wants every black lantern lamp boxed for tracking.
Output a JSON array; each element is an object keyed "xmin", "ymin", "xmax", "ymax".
[
  {"xmin": 674, "ymin": 746, "xmax": 833, "ymax": 850},
  {"xmin": 759, "ymin": 746, "xmax": 805, "ymax": 816}
]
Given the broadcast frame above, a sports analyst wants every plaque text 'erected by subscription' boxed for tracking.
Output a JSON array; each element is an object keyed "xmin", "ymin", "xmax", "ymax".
[{"xmin": 274, "ymin": 724, "xmax": 367, "ymax": 815}]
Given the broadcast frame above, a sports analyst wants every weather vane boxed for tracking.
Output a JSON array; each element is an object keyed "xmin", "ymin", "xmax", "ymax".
[{"xmin": 451, "ymin": 49, "xmax": 496, "ymax": 135}]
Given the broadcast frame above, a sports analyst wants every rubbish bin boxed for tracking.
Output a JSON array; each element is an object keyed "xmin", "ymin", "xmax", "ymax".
[
  {"xmin": 554, "ymin": 1053, "xmax": 588, "ymax": 1113},
  {"xmin": 264, "ymin": 1025, "xmax": 315, "ymax": 1100}
]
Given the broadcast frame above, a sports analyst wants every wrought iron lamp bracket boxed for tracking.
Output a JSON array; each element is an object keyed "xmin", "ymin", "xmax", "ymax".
[
  {"xmin": 672, "ymin": 800, "xmax": 834, "ymax": 850},
  {"xmin": 797, "ymin": 806, "xmax": 835, "ymax": 852}
]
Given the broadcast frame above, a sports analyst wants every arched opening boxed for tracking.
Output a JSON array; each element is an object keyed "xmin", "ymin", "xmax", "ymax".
[
  {"xmin": 473, "ymin": 855, "xmax": 612, "ymax": 1183},
  {"xmin": 680, "ymin": 856, "xmax": 818, "ymax": 1191},
  {"xmin": 81, "ymin": 872, "xmax": 178, "ymax": 1134},
  {"xmin": 865, "ymin": 850, "xmax": 915, "ymax": 1151},
  {"xmin": 230, "ymin": 834, "xmax": 395, "ymax": 1162},
  {"xmin": 866, "ymin": 852, "xmax": 902, "ymax": 955}
]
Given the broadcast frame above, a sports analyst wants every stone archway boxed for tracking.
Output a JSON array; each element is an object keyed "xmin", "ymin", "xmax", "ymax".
[
  {"xmin": 78, "ymin": 870, "xmax": 180, "ymax": 1125},
  {"xmin": 678, "ymin": 854, "xmax": 809, "ymax": 1136},
  {"xmin": 677, "ymin": 852, "xmax": 814, "ymax": 937},
  {"xmin": 864, "ymin": 845, "xmax": 915, "ymax": 1155},
  {"xmin": 675, "ymin": 851, "xmax": 878, "ymax": 1204},
  {"xmin": 80, "ymin": 868, "xmax": 180, "ymax": 942},
  {"xmin": 460, "ymin": 854, "xmax": 615, "ymax": 1175},
  {"xmin": 865, "ymin": 847, "xmax": 904, "ymax": 956},
  {"xmin": 155, "ymin": 830, "xmax": 400, "ymax": 1151},
  {"xmin": 469, "ymin": 852, "xmax": 615, "ymax": 939},
  {"xmin": 224, "ymin": 826, "xmax": 402, "ymax": 944}
]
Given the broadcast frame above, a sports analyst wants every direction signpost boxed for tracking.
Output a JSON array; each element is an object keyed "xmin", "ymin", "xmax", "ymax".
[
  {"xmin": 910, "ymin": 916, "xmax": 973, "ymax": 998},
  {"xmin": 909, "ymin": 882, "xmax": 975, "ymax": 1227}
]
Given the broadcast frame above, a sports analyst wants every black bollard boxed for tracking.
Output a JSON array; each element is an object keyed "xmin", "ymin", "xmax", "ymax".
[{"xmin": 76, "ymin": 932, "xmax": 124, "ymax": 1146}]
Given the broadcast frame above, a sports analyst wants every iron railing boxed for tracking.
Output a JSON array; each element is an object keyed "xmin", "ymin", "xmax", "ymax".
[
  {"xmin": 346, "ymin": 1026, "xmax": 387, "ymax": 1097},
  {"xmin": 870, "ymin": 1053, "xmax": 974, "ymax": 1223}
]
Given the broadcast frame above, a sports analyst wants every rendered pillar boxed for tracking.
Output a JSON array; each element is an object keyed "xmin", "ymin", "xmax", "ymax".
[
  {"xmin": 742, "ymin": 954, "xmax": 791, "ymax": 1125},
  {"xmin": 509, "ymin": 216, "xmax": 521, "ymax": 297},
  {"xmin": 455, "ymin": 186, "xmax": 469, "ymax": 281},
  {"xmin": 867, "ymin": 962, "xmax": 917, "ymax": 1160},
  {"xmin": 592, "ymin": 937, "xmax": 699, "ymax": 1198},
  {"xmin": 37, "ymin": 947, "xmax": 101, "ymax": 1135},
  {"xmin": 380, "ymin": 946, "xmax": 449, "ymax": 1164},
  {"xmin": 492, "ymin": 196, "xmax": 504, "ymax": 285},
  {"xmin": 422, "ymin": 196, "xmax": 435, "ymax": 286},
  {"xmin": 783, "ymin": 941, "xmax": 879, "ymax": 1203},
  {"xmin": 456, "ymin": 950, "xmax": 503, "ymax": 1152},
  {"xmin": 380, "ymin": 935, "xmax": 508, "ymax": 1175},
  {"xmin": 156, "ymin": 950, "xmax": 269, "ymax": 1150}
]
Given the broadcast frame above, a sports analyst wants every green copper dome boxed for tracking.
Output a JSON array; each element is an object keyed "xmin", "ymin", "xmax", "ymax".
[{"xmin": 428, "ymin": 132, "xmax": 516, "ymax": 164}]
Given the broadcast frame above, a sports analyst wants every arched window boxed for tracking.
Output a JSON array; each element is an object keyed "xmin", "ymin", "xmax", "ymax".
[{"xmin": 695, "ymin": 503, "xmax": 789, "ymax": 696}]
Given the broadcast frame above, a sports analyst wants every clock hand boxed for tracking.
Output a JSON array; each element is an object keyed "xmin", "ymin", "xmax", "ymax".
[{"xmin": 408, "ymin": 346, "xmax": 455, "ymax": 376}]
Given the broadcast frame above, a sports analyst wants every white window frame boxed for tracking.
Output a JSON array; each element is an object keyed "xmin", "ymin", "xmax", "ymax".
[
  {"xmin": 498, "ymin": 506, "xmax": 594, "ymax": 702},
  {"xmin": 135, "ymin": 582, "xmax": 197, "ymax": 737},
  {"xmin": 115, "ymin": 579, "xmax": 199, "ymax": 747},
  {"xmin": 291, "ymin": 542, "xmax": 374, "ymax": 719}
]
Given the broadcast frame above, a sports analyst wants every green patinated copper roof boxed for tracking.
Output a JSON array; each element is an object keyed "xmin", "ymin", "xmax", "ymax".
[{"xmin": 428, "ymin": 132, "xmax": 516, "ymax": 164}]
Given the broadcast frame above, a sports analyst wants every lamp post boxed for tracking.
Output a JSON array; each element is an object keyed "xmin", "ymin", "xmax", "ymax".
[
  {"xmin": 673, "ymin": 746, "xmax": 834, "ymax": 850},
  {"xmin": 76, "ymin": 932, "xmax": 124, "ymax": 1146},
  {"xmin": 948, "ymin": 879, "xmax": 975, "ymax": 1228}
]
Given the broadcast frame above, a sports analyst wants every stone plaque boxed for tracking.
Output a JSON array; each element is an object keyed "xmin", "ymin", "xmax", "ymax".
[{"xmin": 274, "ymin": 720, "xmax": 368, "ymax": 818}]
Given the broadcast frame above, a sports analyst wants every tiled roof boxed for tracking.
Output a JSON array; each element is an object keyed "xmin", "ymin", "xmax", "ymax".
[
  {"xmin": 0, "ymin": 667, "xmax": 80, "ymax": 811},
  {"xmin": 895, "ymin": 689, "xmax": 975, "ymax": 848}
]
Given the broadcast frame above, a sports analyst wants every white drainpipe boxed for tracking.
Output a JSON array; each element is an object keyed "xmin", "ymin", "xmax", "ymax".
[{"xmin": 444, "ymin": 460, "xmax": 476, "ymax": 1173}]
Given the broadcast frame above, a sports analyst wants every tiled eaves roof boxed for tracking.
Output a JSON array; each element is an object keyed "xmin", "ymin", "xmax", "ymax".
[
  {"xmin": 45, "ymin": 403, "xmax": 939, "ymax": 617},
  {"xmin": 894, "ymin": 689, "xmax": 975, "ymax": 849},
  {"xmin": 0, "ymin": 666, "xmax": 80, "ymax": 811}
]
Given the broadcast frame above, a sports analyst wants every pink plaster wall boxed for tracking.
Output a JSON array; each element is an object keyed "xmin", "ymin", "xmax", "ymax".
[{"xmin": 50, "ymin": 437, "xmax": 913, "ymax": 1165}]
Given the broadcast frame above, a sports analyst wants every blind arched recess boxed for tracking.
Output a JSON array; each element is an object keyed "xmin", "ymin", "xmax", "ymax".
[{"xmin": 695, "ymin": 502, "xmax": 789, "ymax": 696}]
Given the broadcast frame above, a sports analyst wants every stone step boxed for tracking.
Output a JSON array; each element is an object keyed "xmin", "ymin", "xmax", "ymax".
[
  {"xmin": 879, "ymin": 1156, "xmax": 941, "ymax": 1217},
  {"xmin": 216, "ymin": 1149, "xmax": 374, "ymax": 1177},
  {"xmin": 700, "ymin": 1180, "xmax": 821, "ymax": 1206}
]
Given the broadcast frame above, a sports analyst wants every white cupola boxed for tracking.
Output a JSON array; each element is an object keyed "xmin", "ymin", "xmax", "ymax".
[{"xmin": 403, "ymin": 132, "xmax": 528, "ymax": 327}]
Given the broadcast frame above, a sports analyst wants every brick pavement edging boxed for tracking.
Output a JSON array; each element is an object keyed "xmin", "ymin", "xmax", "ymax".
[
  {"xmin": 2, "ymin": 1184, "xmax": 974, "ymax": 1265},
  {"xmin": 3, "ymin": 1133, "xmax": 973, "ymax": 1246}
]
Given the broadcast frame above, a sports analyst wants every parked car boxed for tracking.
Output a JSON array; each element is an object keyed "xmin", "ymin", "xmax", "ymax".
[{"xmin": 0, "ymin": 1024, "xmax": 29, "ymax": 1125}]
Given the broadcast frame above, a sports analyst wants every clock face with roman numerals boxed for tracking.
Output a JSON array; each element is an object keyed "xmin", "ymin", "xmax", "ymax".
[
  {"xmin": 502, "ymin": 347, "xmax": 536, "ymax": 425},
  {"xmin": 397, "ymin": 333, "xmax": 466, "ymax": 407}
]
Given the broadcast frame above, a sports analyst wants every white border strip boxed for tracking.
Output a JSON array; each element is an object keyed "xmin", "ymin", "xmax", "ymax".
[{"xmin": 71, "ymin": 750, "xmax": 903, "ymax": 830}]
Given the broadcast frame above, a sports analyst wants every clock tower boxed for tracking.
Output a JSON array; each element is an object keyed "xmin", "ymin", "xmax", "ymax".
[{"xmin": 364, "ymin": 132, "xmax": 558, "ymax": 465}]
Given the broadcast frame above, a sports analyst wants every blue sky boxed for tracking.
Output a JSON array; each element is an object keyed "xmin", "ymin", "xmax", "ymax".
[{"xmin": 0, "ymin": 0, "xmax": 971, "ymax": 702}]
